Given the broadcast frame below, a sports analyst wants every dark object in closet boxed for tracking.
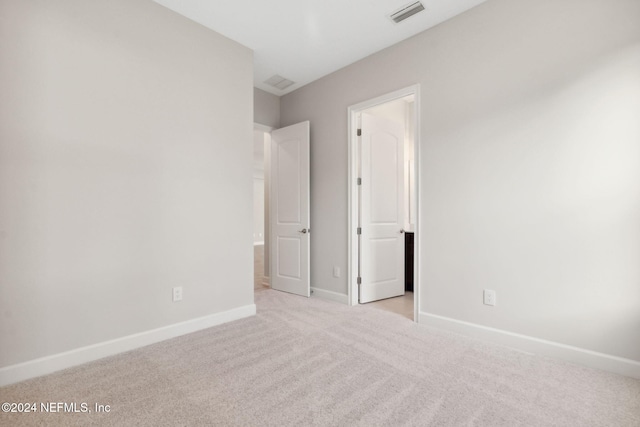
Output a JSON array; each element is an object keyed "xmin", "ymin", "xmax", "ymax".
[{"xmin": 405, "ymin": 232, "xmax": 414, "ymax": 292}]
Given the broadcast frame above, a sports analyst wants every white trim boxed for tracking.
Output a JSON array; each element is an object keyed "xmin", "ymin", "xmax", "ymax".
[
  {"xmin": 253, "ymin": 123, "xmax": 273, "ymax": 283},
  {"xmin": 419, "ymin": 311, "xmax": 640, "ymax": 379},
  {"xmin": 347, "ymin": 85, "xmax": 421, "ymax": 322},
  {"xmin": 0, "ymin": 304, "xmax": 256, "ymax": 387},
  {"xmin": 253, "ymin": 123, "xmax": 273, "ymax": 133},
  {"xmin": 253, "ymin": 241, "xmax": 265, "ymax": 246},
  {"xmin": 311, "ymin": 287, "xmax": 349, "ymax": 305}
]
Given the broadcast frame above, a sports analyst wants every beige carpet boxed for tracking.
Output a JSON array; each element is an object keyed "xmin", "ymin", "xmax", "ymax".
[{"xmin": 1, "ymin": 289, "xmax": 639, "ymax": 426}]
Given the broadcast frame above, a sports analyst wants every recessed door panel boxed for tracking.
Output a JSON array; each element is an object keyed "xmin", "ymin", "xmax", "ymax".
[
  {"xmin": 276, "ymin": 139, "xmax": 301, "ymax": 224},
  {"xmin": 277, "ymin": 237, "xmax": 301, "ymax": 279},
  {"xmin": 369, "ymin": 238, "xmax": 398, "ymax": 284},
  {"xmin": 370, "ymin": 132, "xmax": 400, "ymax": 224}
]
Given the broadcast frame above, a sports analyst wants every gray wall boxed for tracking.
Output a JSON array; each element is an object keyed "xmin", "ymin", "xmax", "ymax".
[
  {"xmin": 254, "ymin": 88, "xmax": 280, "ymax": 128},
  {"xmin": 0, "ymin": 0, "xmax": 254, "ymax": 367},
  {"xmin": 281, "ymin": 0, "xmax": 640, "ymax": 361}
]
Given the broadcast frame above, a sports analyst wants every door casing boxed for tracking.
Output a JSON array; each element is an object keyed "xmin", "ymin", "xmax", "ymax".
[
  {"xmin": 347, "ymin": 85, "xmax": 420, "ymax": 320},
  {"xmin": 254, "ymin": 123, "xmax": 273, "ymax": 285}
]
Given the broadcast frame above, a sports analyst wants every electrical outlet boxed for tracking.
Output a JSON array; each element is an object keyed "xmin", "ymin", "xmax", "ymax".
[
  {"xmin": 483, "ymin": 289, "xmax": 496, "ymax": 306},
  {"xmin": 173, "ymin": 286, "xmax": 183, "ymax": 302},
  {"xmin": 333, "ymin": 266, "xmax": 341, "ymax": 278}
]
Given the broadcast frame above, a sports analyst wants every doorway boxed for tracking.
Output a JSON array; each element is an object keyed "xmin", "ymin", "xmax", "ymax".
[{"xmin": 348, "ymin": 85, "xmax": 420, "ymax": 321}]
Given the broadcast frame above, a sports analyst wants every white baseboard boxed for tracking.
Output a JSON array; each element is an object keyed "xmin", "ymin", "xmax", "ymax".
[
  {"xmin": 419, "ymin": 312, "xmax": 640, "ymax": 379},
  {"xmin": 0, "ymin": 304, "xmax": 256, "ymax": 387},
  {"xmin": 311, "ymin": 287, "xmax": 349, "ymax": 305}
]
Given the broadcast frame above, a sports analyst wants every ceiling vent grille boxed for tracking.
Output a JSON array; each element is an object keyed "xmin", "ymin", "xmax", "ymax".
[
  {"xmin": 264, "ymin": 75, "xmax": 295, "ymax": 90},
  {"xmin": 390, "ymin": 1, "xmax": 425, "ymax": 23}
]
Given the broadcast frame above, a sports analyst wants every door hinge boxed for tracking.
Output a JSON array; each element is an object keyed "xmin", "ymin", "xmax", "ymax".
[
  {"xmin": 357, "ymin": 227, "xmax": 362, "ymax": 235},
  {"xmin": 357, "ymin": 129, "xmax": 362, "ymax": 136},
  {"xmin": 357, "ymin": 177, "xmax": 362, "ymax": 186},
  {"xmin": 357, "ymin": 276, "xmax": 362, "ymax": 285}
]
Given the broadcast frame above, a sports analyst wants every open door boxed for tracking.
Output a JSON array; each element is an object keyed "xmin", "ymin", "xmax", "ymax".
[
  {"xmin": 270, "ymin": 121, "xmax": 311, "ymax": 297},
  {"xmin": 359, "ymin": 112, "xmax": 405, "ymax": 303}
]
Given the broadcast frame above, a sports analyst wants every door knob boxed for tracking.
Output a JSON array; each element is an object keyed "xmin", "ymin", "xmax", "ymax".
[
  {"xmin": 400, "ymin": 229, "xmax": 405, "ymax": 234},
  {"xmin": 299, "ymin": 228, "xmax": 309, "ymax": 234}
]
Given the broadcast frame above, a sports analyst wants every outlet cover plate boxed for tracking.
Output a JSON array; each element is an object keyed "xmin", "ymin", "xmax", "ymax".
[
  {"xmin": 173, "ymin": 286, "xmax": 183, "ymax": 302},
  {"xmin": 483, "ymin": 289, "xmax": 496, "ymax": 306}
]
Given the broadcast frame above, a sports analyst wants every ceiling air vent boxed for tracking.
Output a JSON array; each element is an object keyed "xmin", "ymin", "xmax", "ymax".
[
  {"xmin": 264, "ymin": 75, "xmax": 295, "ymax": 91},
  {"xmin": 390, "ymin": 1, "xmax": 425, "ymax": 23}
]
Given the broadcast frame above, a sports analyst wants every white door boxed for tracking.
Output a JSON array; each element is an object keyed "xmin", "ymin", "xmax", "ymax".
[
  {"xmin": 359, "ymin": 113, "xmax": 405, "ymax": 303},
  {"xmin": 270, "ymin": 121, "xmax": 310, "ymax": 297}
]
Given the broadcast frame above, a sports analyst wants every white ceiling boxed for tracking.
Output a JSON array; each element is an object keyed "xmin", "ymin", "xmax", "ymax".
[{"xmin": 153, "ymin": 0, "xmax": 486, "ymax": 96}]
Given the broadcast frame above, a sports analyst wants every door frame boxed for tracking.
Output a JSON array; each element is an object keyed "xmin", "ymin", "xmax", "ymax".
[
  {"xmin": 254, "ymin": 123, "xmax": 273, "ymax": 287},
  {"xmin": 347, "ymin": 85, "xmax": 421, "ymax": 321}
]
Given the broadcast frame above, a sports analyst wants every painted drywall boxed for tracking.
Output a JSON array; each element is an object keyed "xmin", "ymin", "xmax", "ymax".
[
  {"xmin": 280, "ymin": 0, "xmax": 640, "ymax": 361},
  {"xmin": 254, "ymin": 87, "xmax": 280, "ymax": 128},
  {"xmin": 0, "ymin": 0, "xmax": 254, "ymax": 368}
]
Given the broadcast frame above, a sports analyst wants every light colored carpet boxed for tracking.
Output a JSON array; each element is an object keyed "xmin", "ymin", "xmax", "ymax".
[{"xmin": 1, "ymin": 289, "xmax": 639, "ymax": 426}]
